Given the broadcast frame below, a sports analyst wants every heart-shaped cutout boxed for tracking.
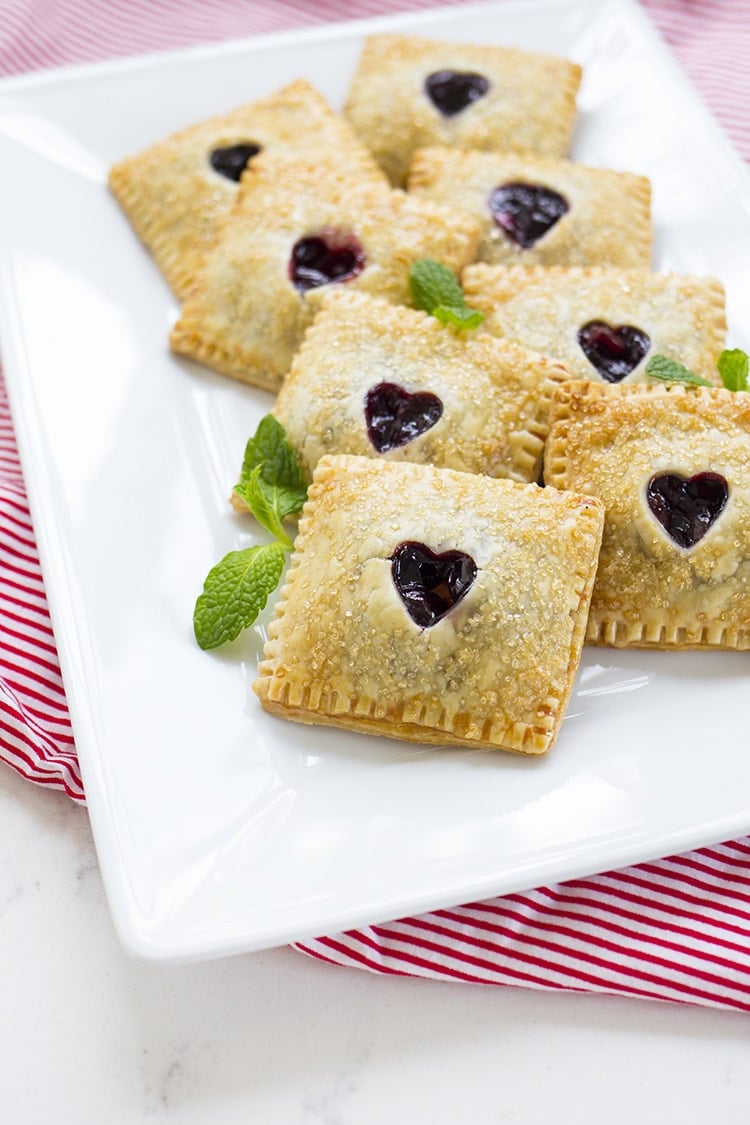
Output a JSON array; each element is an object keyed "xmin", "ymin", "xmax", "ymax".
[
  {"xmin": 646, "ymin": 471, "xmax": 728, "ymax": 549},
  {"xmin": 391, "ymin": 541, "xmax": 477, "ymax": 628},
  {"xmin": 365, "ymin": 382, "xmax": 443, "ymax": 453},
  {"xmin": 488, "ymin": 182, "xmax": 569, "ymax": 248},
  {"xmin": 209, "ymin": 142, "xmax": 262, "ymax": 182},
  {"xmin": 289, "ymin": 230, "xmax": 366, "ymax": 292},
  {"xmin": 424, "ymin": 69, "xmax": 491, "ymax": 116},
  {"xmin": 577, "ymin": 320, "xmax": 650, "ymax": 382}
]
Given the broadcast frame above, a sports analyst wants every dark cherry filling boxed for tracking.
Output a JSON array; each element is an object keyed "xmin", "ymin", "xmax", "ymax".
[
  {"xmin": 577, "ymin": 320, "xmax": 650, "ymax": 382},
  {"xmin": 646, "ymin": 472, "xmax": 728, "ymax": 549},
  {"xmin": 364, "ymin": 382, "xmax": 443, "ymax": 453},
  {"xmin": 289, "ymin": 231, "xmax": 365, "ymax": 292},
  {"xmin": 209, "ymin": 142, "xmax": 262, "ymax": 181},
  {"xmin": 391, "ymin": 541, "xmax": 477, "ymax": 628},
  {"xmin": 488, "ymin": 182, "xmax": 569, "ymax": 248},
  {"xmin": 424, "ymin": 69, "xmax": 491, "ymax": 116}
]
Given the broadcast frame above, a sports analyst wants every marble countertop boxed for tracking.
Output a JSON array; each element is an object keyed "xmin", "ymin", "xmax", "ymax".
[{"xmin": 3, "ymin": 765, "xmax": 749, "ymax": 1124}]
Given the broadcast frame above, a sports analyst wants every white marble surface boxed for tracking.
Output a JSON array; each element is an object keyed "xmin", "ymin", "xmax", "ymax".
[{"xmin": 3, "ymin": 765, "xmax": 750, "ymax": 1123}]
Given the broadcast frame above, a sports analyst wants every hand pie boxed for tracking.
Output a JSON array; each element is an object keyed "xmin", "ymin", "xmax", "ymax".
[
  {"xmin": 254, "ymin": 455, "xmax": 604, "ymax": 754},
  {"xmin": 274, "ymin": 289, "xmax": 571, "ymax": 483},
  {"xmin": 170, "ymin": 154, "xmax": 481, "ymax": 391},
  {"xmin": 344, "ymin": 33, "xmax": 582, "ymax": 185},
  {"xmin": 408, "ymin": 147, "xmax": 652, "ymax": 268},
  {"xmin": 545, "ymin": 381, "xmax": 750, "ymax": 649},
  {"xmin": 462, "ymin": 265, "xmax": 726, "ymax": 384},
  {"xmin": 108, "ymin": 80, "xmax": 386, "ymax": 299}
]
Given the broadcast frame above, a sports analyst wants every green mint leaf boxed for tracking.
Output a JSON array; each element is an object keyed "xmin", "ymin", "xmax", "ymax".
[
  {"xmin": 432, "ymin": 304, "xmax": 486, "ymax": 331},
  {"xmin": 236, "ymin": 414, "xmax": 307, "ymax": 521},
  {"xmin": 241, "ymin": 466, "xmax": 293, "ymax": 548},
  {"xmin": 645, "ymin": 354, "xmax": 713, "ymax": 387},
  {"xmin": 410, "ymin": 258, "xmax": 465, "ymax": 311},
  {"xmin": 409, "ymin": 259, "xmax": 484, "ymax": 331},
  {"xmin": 234, "ymin": 414, "xmax": 307, "ymax": 541},
  {"xmin": 193, "ymin": 542, "xmax": 285, "ymax": 650},
  {"xmin": 717, "ymin": 348, "xmax": 749, "ymax": 392}
]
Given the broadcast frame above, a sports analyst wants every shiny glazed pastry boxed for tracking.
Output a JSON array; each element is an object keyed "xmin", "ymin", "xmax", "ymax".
[
  {"xmin": 545, "ymin": 381, "xmax": 750, "ymax": 649},
  {"xmin": 254, "ymin": 456, "xmax": 604, "ymax": 754},
  {"xmin": 462, "ymin": 264, "xmax": 726, "ymax": 384},
  {"xmin": 408, "ymin": 146, "xmax": 652, "ymax": 268},
  {"xmin": 344, "ymin": 33, "xmax": 581, "ymax": 184},
  {"xmin": 274, "ymin": 288, "xmax": 572, "ymax": 483},
  {"xmin": 170, "ymin": 153, "xmax": 481, "ymax": 391},
  {"xmin": 109, "ymin": 80, "xmax": 386, "ymax": 299}
]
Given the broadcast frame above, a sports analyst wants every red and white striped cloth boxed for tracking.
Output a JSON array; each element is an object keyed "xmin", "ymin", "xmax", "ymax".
[{"xmin": 2, "ymin": 0, "xmax": 750, "ymax": 1010}]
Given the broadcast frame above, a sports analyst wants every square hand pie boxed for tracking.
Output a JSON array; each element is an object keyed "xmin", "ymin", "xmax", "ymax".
[
  {"xmin": 274, "ymin": 289, "xmax": 571, "ymax": 484},
  {"xmin": 462, "ymin": 265, "xmax": 726, "ymax": 385},
  {"xmin": 545, "ymin": 382, "xmax": 750, "ymax": 650},
  {"xmin": 254, "ymin": 456, "xmax": 604, "ymax": 754},
  {"xmin": 108, "ymin": 80, "xmax": 386, "ymax": 299},
  {"xmin": 343, "ymin": 33, "xmax": 582, "ymax": 185},
  {"xmin": 170, "ymin": 155, "xmax": 481, "ymax": 392},
  {"xmin": 408, "ymin": 147, "xmax": 652, "ymax": 268}
]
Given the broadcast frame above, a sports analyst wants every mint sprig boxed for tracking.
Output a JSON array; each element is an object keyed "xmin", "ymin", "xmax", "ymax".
[
  {"xmin": 193, "ymin": 543, "xmax": 285, "ymax": 650},
  {"xmin": 193, "ymin": 416, "xmax": 307, "ymax": 651},
  {"xmin": 241, "ymin": 465, "xmax": 294, "ymax": 548},
  {"xmin": 646, "ymin": 349, "xmax": 750, "ymax": 391},
  {"xmin": 409, "ymin": 258, "xmax": 484, "ymax": 331},
  {"xmin": 645, "ymin": 354, "xmax": 713, "ymax": 387},
  {"xmin": 235, "ymin": 414, "xmax": 307, "ymax": 532},
  {"xmin": 717, "ymin": 348, "xmax": 749, "ymax": 392}
]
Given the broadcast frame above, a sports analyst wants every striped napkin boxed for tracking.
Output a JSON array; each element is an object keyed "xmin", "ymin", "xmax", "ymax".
[{"xmin": 2, "ymin": 0, "xmax": 749, "ymax": 1011}]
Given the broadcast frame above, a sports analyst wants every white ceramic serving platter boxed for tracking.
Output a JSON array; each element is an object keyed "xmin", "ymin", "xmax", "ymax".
[{"xmin": 1, "ymin": 0, "xmax": 749, "ymax": 963}]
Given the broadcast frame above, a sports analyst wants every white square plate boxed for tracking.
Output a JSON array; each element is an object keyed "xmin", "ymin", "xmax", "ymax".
[{"xmin": 1, "ymin": 0, "xmax": 750, "ymax": 963}]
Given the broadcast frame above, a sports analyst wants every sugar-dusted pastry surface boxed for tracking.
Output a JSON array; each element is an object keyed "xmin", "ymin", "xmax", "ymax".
[
  {"xmin": 274, "ymin": 289, "xmax": 571, "ymax": 483},
  {"xmin": 254, "ymin": 456, "xmax": 604, "ymax": 753},
  {"xmin": 170, "ymin": 154, "xmax": 481, "ymax": 391},
  {"xmin": 463, "ymin": 265, "xmax": 726, "ymax": 384},
  {"xmin": 344, "ymin": 33, "xmax": 581, "ymax": 185},
  {"xmin": 108, "ymin": 80, "xmax": 386, "ymax": 300},
  {"xmin": 545, "ymin": 382, "xmax": 750, "ymax": 649},
  {"xmin": 408, "ymin": 146, "xmax": 652, "ymax": 268}
]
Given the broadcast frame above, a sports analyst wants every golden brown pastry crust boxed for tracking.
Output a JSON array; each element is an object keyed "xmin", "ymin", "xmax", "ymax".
[
  {"xmin": 462, "ymin": 264, "xmax": 726, "ymax": 384},
  {"xmin": 254, "ymin": 455, "xmax": 604, "ymax": 754},
  {"xmin": 108, "ymin": 80, "xmax": 386, "ymax": 299},
  {"xmin": 344, "ymin": 33, "xmax": 582, "ymax": 185},
  {"xmin": 545, "ymin": 381, "xmax": 750, "ymax": 649},
  {"xmin": 408, "ymin": 146, "xmax": 652, "ymax": 268},
  {"xmin": 170, "ymin": 154, "xmax": 482, "ymax": 391},
  {"xmin": 274, "ymin": 288, "xmax": 572, "ymax": 482}
]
